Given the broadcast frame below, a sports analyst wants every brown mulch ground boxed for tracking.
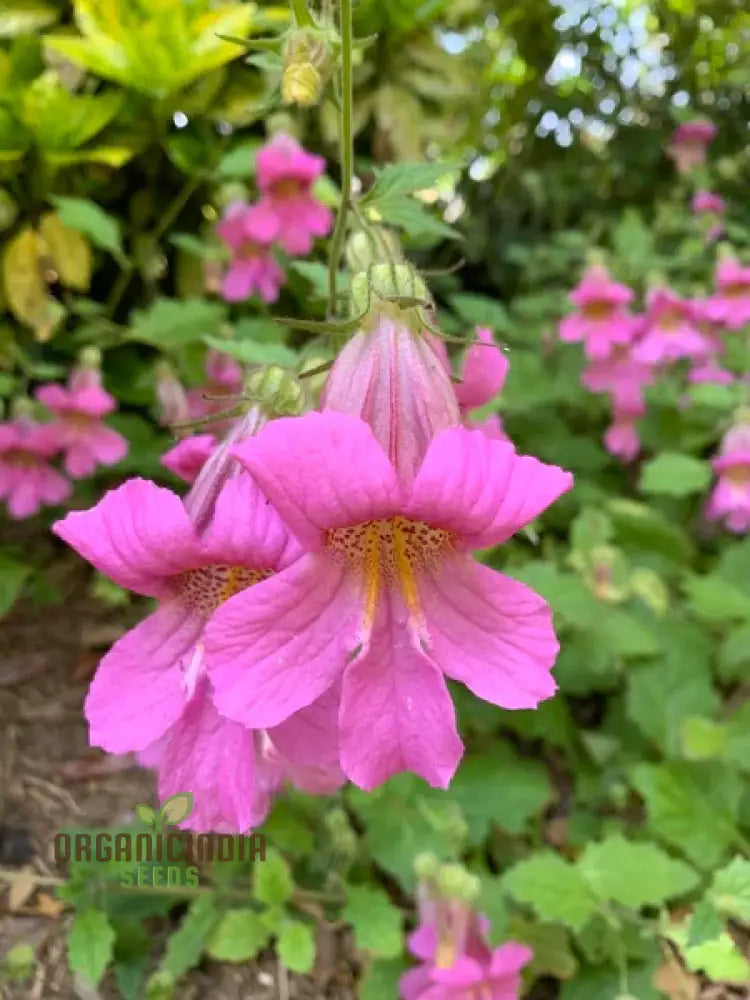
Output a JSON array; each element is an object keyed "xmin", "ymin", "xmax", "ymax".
[{"xmin": 0, "ymin": 533, "xmax": 358, "ymax": 999}]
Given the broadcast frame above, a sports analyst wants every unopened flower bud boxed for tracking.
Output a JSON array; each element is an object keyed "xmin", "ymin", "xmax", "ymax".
[
  {"xmin": 436, "ymin": 863, "xmax": 478, "ymax": 903},
  {"xmin": 414, "ymin": 852, "xmax": 439, "ymax": 882},
  {"xmin": 345, "ymin": 227, "xmax": 403, "ymax": 273},
  {"xmin": 350, "ymin": 262, "xmax": 429, "ymax": 331},
  {"xmin": 282, "ymin": 28, "xmax": 331, "ymax": 108},
  {"xmin": 244, "ymin": 365, "xmax": 306, "ymax": 418}
]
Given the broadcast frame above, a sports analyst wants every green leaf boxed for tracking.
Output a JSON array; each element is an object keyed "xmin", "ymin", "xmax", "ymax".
[
  {"xmin": 503, "ymin": 852, "xmax": 599, "ymax": 931},
  {"xmin": 0, "ymin": 2, "xmax": 58, "ymax": 37},
  {"xmin": 67, "ymin": 909, "xmax": 115, "ymax": 985},
  {"xmin": 680, "ymin": 716, "xmax": 727, "ymax": 761},
  {"xmin": 359, "ymin": 957, "xmax": 407, "ymax": 1000},
  {"xmin": 687, "ymin": 900, "xmax": 724, "ymax": 947},
  {"xmin": 50, "ymin": 196, "xmax": 123, "ymax": 259},
  {"xmin": 0, "ymin": 553, "xmax": 30, "ymax": 617},
  {"xmin": 277, "ymin": 921, "xmax": 315, "ymax": 974},
  {"xmin": 343, "ymin": 885, "xmax": 403, "ymax": 958},
  {"xmin": 506, "ymin": 918, "xmax": 577, "ymax": 980},
  {"xmin": 710, "ymin": 856, "xmax": 750, "ymax": 922},
  {"xmin": 683, "ymin": 574, "xmax": 750, "ymax": 624},
  {"xmin": 128, "ymin": 299, "xmax": 226, "ymax": 349},
  {"xmin": 640, "ymin": 452, "xmax": 711, "ymax": 496},
  {"xmin": 253, "ymin": 849, "xmax": 293, "ymax": 905},
  {"xmin": 206, "ymin": 909, "xmax": 270, "ymax": 962},
  {"xmin": 667, "ymin": 921, "xmax": 750, "ymax": 984},
  {"xmin": 203, "ymin": 334, "xmax": 297, "ymax": 368},
  {"xmin": 363, "ymin": 161, "xmax": 459, "ymax": 203},
  {"xmin": 449, "ymin": 292, "xmax": 510, "ymax": 332},
  {"xmin": 161, "ymin": 897, "xmax": 220, "ymax": 979},
  {"xmin": 449, "ymin": 745, "xmax": 552, "ymax": 841},
  {"xmin": 559, "ymin": 957, "xmax": 662, "ymax": 1000},
  {"xmin": 577, "ymin": 835, "xmax": 699, "ymax": 909},
  {"xmin": 630, "ymin": 762, "xmax": 743, "ymax": 868},
  {"xmin": 215, "ymin": 140, "xmax": 261, "ymax": 178},
  {"xmin": 374, "ymin": 196, "xmax": 459, "ymax": 241}
]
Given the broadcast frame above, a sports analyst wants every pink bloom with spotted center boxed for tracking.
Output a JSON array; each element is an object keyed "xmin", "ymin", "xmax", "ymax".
[
  {"xmin": 0, "ymin": 418, "xmax": 71, "ymax": 519},
  {"xmin": 249, "ymin": 133, "xmax": 333, "ymax": 255},
  {"xmin": 707, "ymin": 421, "xmax": 750, "ymax": 533},
  {"xmin": 702, "ymin": 257, "xmax": 750, "ymax": 330},
  {"xmin": 559, "ymin": 265, "xmax": 636, "ymax": 360},
  {"xmin": 205, "ymin": 411, "xmax": 573, "ymax": 791},
  {"xmin": 52, "ymin": 472, "xmax": 343, "ymax": 832},
  {"xmin": 217, "ymin": 201, "xmax": 285, "ymax": 303},
  {"xmin": 632, "ymin": 288, "xmax": 710, "ymax": 366},
  {"xmin": 35, "ymin": 369, "xmax": 127, "ymax": 479}
]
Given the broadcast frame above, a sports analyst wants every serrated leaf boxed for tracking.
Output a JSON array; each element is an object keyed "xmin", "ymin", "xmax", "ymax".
[
  {"xmin": 67, "ymin": 909, "xmax": 115, "ymax": 985},
  {"xmin": 374, "ymin": 196, "xmax": 459, "ymax": 241},
  {"xmin": 128, "ymin": 299, "xmax": 226, "ymax": 349},
  {"xmin": 667, "ymin": 921, "xmax": 750, "ymax": 984},
  {"xmin": 630, "ymin": 762, "xmax": 743, "ymax": 868},
  {"xmin": 506, "ymin": 917, "xmax": 577, "ymax": 980},
  {"xmin": 343, "ymin": 886, "xmax": 403, "ymax": 958},
  {"xmin": 203, "ymin": 334, "xmax": 297, "ymax": 368},
  {"xmin": 206, "ymin": 908, "xmax": 270, "ymax": 962},
  {"xmin": 254, "ymin": 849, "xmax": 293, "ymax": 905},
  {"xmin": 161, "ymin": 897, "xmax": 219, "ymax": 978},
  {"xmin": 363, "ymin": 160, "xmax": 459, "ymax": 203},
  {"xmin": 687, "ymin": 900, "xmax": 724, "ymax": 947},
  {"xmin": 503, "ymin": 853, "xmax": 598, "ymax": 931},
  {"xmin": 710, "ymin": 856, "xmax": 750, "ymax": 922},
  {"xmin": 50, "ymin": 196, "xmax": 123, "ymax": 259},
  {"xmin": 160, "ymin": 793, "xmax": 193, "ymax": 825},
  {"xmin": 277, "ymin": 921, "xmax": 315, "ymax": 973},
  {"xmin": 640, "ymin": 452, "xmax": 711, "ymax": 496},
  {"xmin": 578, "ymin": 836, "xmax": 699, "ymax": 909},
  {"xmin": 449, "ymin": 746, "xmax": 552, "ymax": 842}
]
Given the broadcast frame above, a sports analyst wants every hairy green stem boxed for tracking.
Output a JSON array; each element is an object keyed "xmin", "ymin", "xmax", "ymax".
[
  {"xmin": 327, "ymin": 0, "xmax": 353, "ymax": 317},
  {"xmin": 291, "ymin": 0, "xmax": 315, "ymax": 27}
]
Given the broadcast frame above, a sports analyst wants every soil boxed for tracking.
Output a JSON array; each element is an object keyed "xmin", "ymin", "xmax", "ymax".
[{"xmin": 0, "ymin": 532, "xmax": 358, "ymax": 1000}]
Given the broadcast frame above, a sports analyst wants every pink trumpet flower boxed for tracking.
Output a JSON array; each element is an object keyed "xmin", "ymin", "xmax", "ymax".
[
  {"xmin": 632, "ymin": 287, "xmax": 710, "ymax": 366},
  {"xmin": 216, "ymin": 201, "xmax": 285, "ymax": 303},
  {"xmin": 455, "ymin": 327, "xmax": 509, "ymax": 439},
  {"xmin": 205, "ymin": 410, "xmax": 573, "ymax": 791},
  {"xmin": 707, "ymin": 418, "xmax": 750, "ymax": 533},
  {"xmin": 0, "ymin": 417, "xmax": 70, "ymax": 519},
  {"xmin": 559, "ymin": 265, "xmax": 636, "ymax": 360}
]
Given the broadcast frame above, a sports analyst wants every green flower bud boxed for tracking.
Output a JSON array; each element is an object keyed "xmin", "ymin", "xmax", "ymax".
[{"xmin": 244, "ymin": 365, "xmax": 306, "ymax": 417}]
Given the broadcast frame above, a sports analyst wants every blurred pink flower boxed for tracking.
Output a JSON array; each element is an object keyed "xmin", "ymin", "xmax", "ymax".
[
  {"xmin": 582, "ymin": 342, "xmax": 653, "ymax": 412},
  {"xmin": 35, "ymin": 369, "xmax": 127, "ymax": 479},
  {"xmin": 632, "ymin": 288, "xmax": 710, "ymax": 366},
  {"xmin": 707, "ymin": 420, "xmax": 750, "ymax": 533},
  {"xmin": 401, "ymin": 901, "xmax": 532, "ymax": 1000},
  {"xmin": 187, "ymin": 348, "xmax": 245, "ymax": 422},
  {"xmin": 455, "ymin": 327, "xmax": 509, "ymax": 440},
  {"xmin": 702, "ymin": 256, "xmax": 750, "ymax": 330},
  {"xmin": 205, "ymin": 412, "xmax": 572, "ymax": 791},
  {"xmin": 251, "ymin": 133, "xmax": 333, "ymax": 255},
  {"xmin": 667, "ymin": 119, "xmax": 716, "ymax": 173},
  {"xmin": 604, "ymin": 407, "xmax": 643, "ymax": 463},
  {"xmin": 692, "ymin": 191, "xmax": 726, "ymax": 242},
  {"xmin": 559, "ymin": 265, "xmax": 637, "ymax": 360},
  {"xmin": 216, "ymin": 201, "xmax": 285, "ymax": 303},
  {"xmin": 156, "ymin": 362, "xmax": 190, "ymax": 427},
  {"xmin": 0, "ymin": 418, "xmax": 70, "ymax": 519}
]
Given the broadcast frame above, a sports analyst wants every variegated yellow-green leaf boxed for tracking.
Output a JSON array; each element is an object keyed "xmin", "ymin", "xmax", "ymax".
[
  {"xmin": 46, "ymin": 0, "xmax": 255, "ymax": 97},
  {"xmin": 39, "ymin": 212, "xmax": 92, "ymax": 292},
  {"xmin": 20, "ymin": 72, "xmax": 122, "ymax": 152},
  {"xmin": 2, "ymin": 227, "xmax": 64, "ymax": 338}
]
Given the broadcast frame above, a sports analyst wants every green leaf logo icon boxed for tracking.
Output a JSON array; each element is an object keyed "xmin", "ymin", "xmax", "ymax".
[
  {"xmin": 135, "ymin": 804, "xmax": 156, "ymax": 827},
  {"xmin": 160, "ymin": 792, "xmax": 194, "ymax": 826}
]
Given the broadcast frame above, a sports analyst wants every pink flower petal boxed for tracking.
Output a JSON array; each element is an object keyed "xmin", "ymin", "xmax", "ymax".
[
  {"xmin": 455, "ymin": 328, "xmax": 509, "ymax": 410},
  {"xmin": 161, "ymin": 435, "xmax": 217, "ymax": 483},
  {"xmin": 339, "ymin": 593, "xmax": 463, "ymax": 790},
  {"xmin": 488, "ymin": 942, "xmax": 534, "ymax": 978},
  {"xmin": 430, "ymin": 956, "xmax": 485, "ymax": 988},
  {"xmin": 157, "ymin": 678, "xmax": 262, "ymax": 833},
  {"xmin": 206, "ymin": 554, "xmax": 360, "ymax": 728},
  {"xmin": 53, "ymin": 478, "xmax": 201, "ymax": 598},
  {"xmin": 200, "ymin": 473, "xmax": 298, "ymax": 570},
  {"xmin": 268, "ymin": 681, "xmax": 341, "ymax": 767},
  {"xmin": 406, "ymin": 427, "xmax": 573, "ymax": 549},
  {"xmin": 419, "ymin": 556, "xmax": 558, "ymax": 710},
  {"xmin": 35, "ymin": 384, "xmax": 72, "ymax": 412},
  {"xmin": 64, "ymin": 443, "xmax": 97, "ymax": 479},
  {"xmin": 88, "ymin": 424, "xmax": 128, "ymax": 465},
  {"xmin": 399, "ymin": 965, "xmax": 434, "ymax": 1000},
  {"xmin": 85, "ymin": 602, "xmax": 202, "ymax": 754},
  {"xmin": 233, "ymin": 412, "xmax": 402, "ymax": 549}
]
